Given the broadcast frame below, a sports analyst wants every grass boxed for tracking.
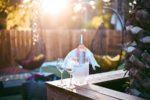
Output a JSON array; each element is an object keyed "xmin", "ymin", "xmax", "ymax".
[
  {"xmin": 41, "ymin": 65, "xmax": 70, "ymax": 79},
  {"xmin": 117, "ymin": 63, "xmax": 124, "ymax": 70},
  {"xmin": 0, "ymin": 94, "xmax": 23, "ymax": 100}
]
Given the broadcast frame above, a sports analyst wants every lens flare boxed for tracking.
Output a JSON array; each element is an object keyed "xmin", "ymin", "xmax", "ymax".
[{"xmin": 42, "ymin": 0, "xmax": 67, "ymax": 14}]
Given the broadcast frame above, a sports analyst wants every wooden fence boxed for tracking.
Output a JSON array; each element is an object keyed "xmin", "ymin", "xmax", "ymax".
[{"xmin": 0, "ymin": 29, "xmax": 122, "ymax": 68}]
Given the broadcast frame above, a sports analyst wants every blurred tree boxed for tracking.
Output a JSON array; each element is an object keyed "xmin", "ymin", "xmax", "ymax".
[
  {"xmin": 86, "ymin": 14, "xmax": 111, "ymax": 29},
  {"xmin": 86, "ymin": 0, "xmax": 113, "ymax": 29},
  {"xmin": 0, "ymin": 0, "xmax": 23, "ymax": 29},
  {"xmin": 1, "ymin": 0, "xmax": 114, "ymax": 30},
  {"xmin": 0, "ymin": 0, "xmax": 38, "ymax": 30}
]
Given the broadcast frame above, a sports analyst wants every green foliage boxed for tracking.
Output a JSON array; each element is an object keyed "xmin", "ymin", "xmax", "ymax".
[
  {"xmin": 85, "ymin": 14, "xmax": 112, "ymax": 29},
  {"xmin": 117, "ymin": 63, "xmax": 124, "ymax": 70},
  {"xmin": 42, "ymin": 66, "xmax": 70, "ymax": 78},
  {"xmin": 7, "ymin": 8, "xmax": 31, "ymax": 30},
  {"xmin": 0, "ymin": 0, "xmax": 124, "ymax": 30},
  {"xmin": 0, "ymin": 0, "xmax": 25, "ymax": 29},
  {"xmin": 6, "ymin": 3, "xmax": 33, "ymax": 30},
  {"xmin": 85, "ymin": 16, "xmax": 103, "ymax": 29},
  {"xmin": 95, "ymin": 0, "xmax": 112, "ymax": 16},
  {"xmin": 85, "ymin": 0, "xmax": 113, "ymax": 29}
]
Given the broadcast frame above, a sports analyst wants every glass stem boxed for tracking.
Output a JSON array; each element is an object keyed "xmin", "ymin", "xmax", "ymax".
[
  {"xmin": 70, "ymin": 74, "xmax": 72, "ymax": 86},
  {"xmin": 61, "ymin": 72, "xmax": 63, "ymax": 85}
]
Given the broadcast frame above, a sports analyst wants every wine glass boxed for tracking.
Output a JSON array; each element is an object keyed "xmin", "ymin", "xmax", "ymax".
[
  {"xmin": 65, "ymin": 57, "xmax": 76, "ymax": 89},
  {"xmin": 56, "ymin": 58, "xmax": 64, "ymax": 87}
]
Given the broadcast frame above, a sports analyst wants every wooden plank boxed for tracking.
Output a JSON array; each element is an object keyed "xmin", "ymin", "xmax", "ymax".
[
  {"xmin": 0, "ymin": 30, "xmax": 2, "ymax": 67},
  {"xmin": 14, "ymin": 30, "xmax": 18, "ymax": 58},
  {"xmin": 22, "ymin": 30, "xmax": 27, "ymax": 58},
  {"xmin": 44, "ymin": 30, "xmax": 50, "ymax": 61},
  {"xmin": 9, "ymin": 30, "xmax": 15, "ymax": 65},
  {"xmin": 58, "ymin": 30, "xmax": 70, "ymax": 58},
  {"xmin": 87, "ymin": 70, "xmax": 127, "ymax": 84},
  {"xmin": 46, "ymin": 70, "xmax": 146, "ymax": 100},
  {"xmin": 105, "ymin": 29, "xmax": 109, "ymax": 54},
  {"xmin": 71, "ymin": 30, "xmax": 80, "ymax": 49},
  {"xmin": 1, "ymin": 30, "xmax": 6, "ymax": 66},
  {"xmin": 47, "ymin": 84, "xmax": 92, "ymax": 100},
  {"xmin": 21, "ymin": 30, "xmax": 25, "ymax": 58},
  {"xmin": 5, "ymin": 30, "xmax": 11, "ymax": 66},
  {"xmin": 0, "ymin": 30, "xmax": 11, "ymax": 67},
  {"xmin": 86, "ymin": 29, "xmax": 96, "ymax": 49},
  {"xmin": 68, "ymin": 30, "xmax": 73, "ymax": 51},
  {"xmin": 47, "ymin": 70, "xmax": 128, "ymax": 85},
  {"xmin": 83, "ymin": 29, "xmax": 96, "ymax": 49},
  {"xmin": 16, "ymin": 30, "xmax": 20, "ymax": 58},
  {"xmin": 0, "ymin": 30, "xmax": 5, "ymax": 67},
  {"xmin": 47, "ymin": 83, "xmax": 118, "ymax": 100},
  {"xmin": 44, "ymin": 30, "xmax": 59, "ymax": 61},
  {"xmin": 26, "ymin": 30, "xmax": 32, "ymax": 57},
  {"xmin": 74, "ymin": 86, "xmax": 118, "ymax": 100},
  {"xmin": 85, "ymin": 85, "xmax": 145, "ymax": 100}
]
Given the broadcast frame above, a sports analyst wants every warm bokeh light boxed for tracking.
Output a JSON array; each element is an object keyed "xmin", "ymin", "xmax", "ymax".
[
  {"xmin": 23, "ymin": 0, "xmax": 30, "ymax": 4},
  {"xmin": 42, "ymin": 0, "xmax": 67, "ymax": 14},
  {"xmin": 74, "ymin": 4, "xmax": 82, "ymax": 13},
  {"xmin": 103, "ymin": 0, "xmax": 110, "ymax": 2}
]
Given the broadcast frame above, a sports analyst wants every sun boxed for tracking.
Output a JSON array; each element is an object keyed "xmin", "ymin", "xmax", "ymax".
[{"xmin": 42, "ymin": 0, "xmax": 67, "ymax": 14}]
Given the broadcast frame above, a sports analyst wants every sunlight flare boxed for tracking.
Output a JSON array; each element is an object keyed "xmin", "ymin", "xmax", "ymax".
[{"xmin": 42, "ymin": 0, "xmax": 67, "ymax": 14}]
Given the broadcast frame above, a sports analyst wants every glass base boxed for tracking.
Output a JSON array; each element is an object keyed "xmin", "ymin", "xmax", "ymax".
[{"xmin": 65, "ymin": 84, "xmax": 75, "ymax": 89}]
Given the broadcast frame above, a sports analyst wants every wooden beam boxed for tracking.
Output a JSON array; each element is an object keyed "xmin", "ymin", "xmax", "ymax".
[{"xmin": 46, "ymin": 70, "xmax": 146, "ymax": 100}]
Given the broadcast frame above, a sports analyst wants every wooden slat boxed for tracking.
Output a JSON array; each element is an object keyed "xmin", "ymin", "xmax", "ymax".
[
  {"xmin": 74, "ymin": 86, "xmax": 118, "ymax": 100},
  {"xmin": 26, "ymin": 30, "xmax": 32, "ymax": 57},
  {"xmin": 14, "ymin": 30, "xmax": 18, "ymax": 59},
  {"xmin": 21, "ymin": 31, "xmax": 25, "ymax": 58},
  {"xmin": 0, "ymin": 30, "xmax": 3, "ymax": 66},
  {"xmin": 47, "ymin": 85, "xmax": 92, "ymax": 100},
  {"xmin": 47, "ymin": 84, "xmax": 118, "ymax": 100},
  {"xmin": 0, "ymin": 30, "xmax": 11, "ymax": 67},
  {"xmin": 5, "ymin": 30, "xmax": 11, "ymax": 66},
  {"xmin": 86, "ymin": 85, "xmax": 145, "ymax": 100},
  {"xmin": 47, "ymin": 70, "xmax": 128, "ymax": 85}
]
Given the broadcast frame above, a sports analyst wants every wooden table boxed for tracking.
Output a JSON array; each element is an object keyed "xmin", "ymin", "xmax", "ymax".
[{"xmin": 46, "ymin": 70, "xmax": 146, "ymax": 100}]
